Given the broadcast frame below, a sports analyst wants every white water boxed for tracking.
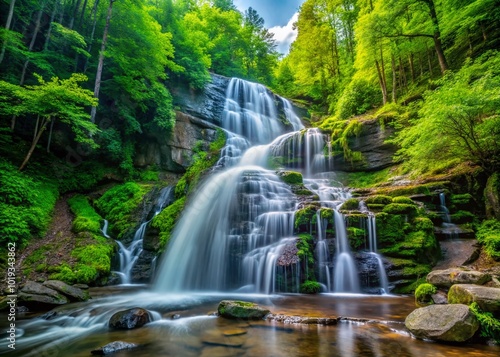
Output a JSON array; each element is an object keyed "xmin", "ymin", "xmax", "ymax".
[
  {"xmin": 439, "ymin": 192, "xmax": 460, "ymax": 239},
  {"xmin": 113, "ymin": 186, "xmax": 174, "ymax": 284},
  {"xmin": 155, "ymin": 77, "xmax": 387, "ymax": 294},
  {"xmin": 367, "ymin": 215, "xmax": 389, "ymax": 293}
]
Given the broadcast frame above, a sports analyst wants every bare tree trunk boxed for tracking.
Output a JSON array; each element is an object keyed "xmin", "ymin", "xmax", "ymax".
[
  {"xmin": 83, "ymin": 0, "xmax": 100, "ymax": 73},
  {"xmin": 380, "ymin": 46, "xmax": 387, "ymax": 95},
  {"xmin": 44, "ymin": 0, "xmax": 59, "ymax": 51},
  {"xmin": 425, "ymin": 0, "xmax": 448, "ymax": 73},
  {"xmin": 0, "ymin": 0, "xmax": 17, "ymax": 65},
  {"xmin": 78, "ymin": 0, "xmax": 89, "ymax": 28},
  {"xmin": 69, "ymin": 0, "xmax": 82, "ymax": 29},
  {"xmin": 19, "ymin": 1, "xmax": 46, "ymax": 86},
  {"xmin": 419, "ymin": 52, "xmax": 424, "ymax": 77},
  {"xmin": 20, "ymin": 117, "xmax": 50, "ymax": 171},
  {"xmin": 408, "ymin": 53, "xmax": 415, "ymax": 82},
  {"xmin": 375, "ymin": 60, "xmax": 387, "ymax": 105},
  {"xmin": 46, "ymin": 118, "xmax": 55, "ymax": 152},
  {"xmin": 90, "ymin": 0, "xmax": 115, "ymax": 123},
  {"xmin": 391, "ymin": 55, "xmax": 397, "ymax": 103}
]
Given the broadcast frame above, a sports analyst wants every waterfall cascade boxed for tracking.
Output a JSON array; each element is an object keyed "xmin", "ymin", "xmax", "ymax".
[
  {"xmin": 155, "ymin": 78, "xmax": 389, "ymax": 294},
  {"xmin": 108, "ymin": 186, "xmax": 174, "ymax": 284},
  {"xmin": 439, "ymin": 192, "xmax": 460, "ymax": 239}
]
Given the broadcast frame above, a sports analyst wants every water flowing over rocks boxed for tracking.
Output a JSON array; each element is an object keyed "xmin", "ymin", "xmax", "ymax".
[
  {"xmin": 405, "ymin": 304, "xmax": 479, "ymax": 342},
  {"xmin": 109, "ymin": 307, "xmax": 152, "ymax": 329},
  {"xmin": 217, "ymin": 300, "xmax": 270, "ymax": 320},
  {"xmin": 91, "ymin": 341, "xmax": 139, "ymax": 355},
  {"xmin": 427, "ymin": 268, "xmax": 491, "ymax": 288},
  {"xmin": 448, "ymin": 284, "xmax": 500, "ymax": 316}
]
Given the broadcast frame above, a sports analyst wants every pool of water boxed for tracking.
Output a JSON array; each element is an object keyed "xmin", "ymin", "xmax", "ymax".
[{"xmin": 1, "ymin": 288, "xmax": 499, "ymax": 356}]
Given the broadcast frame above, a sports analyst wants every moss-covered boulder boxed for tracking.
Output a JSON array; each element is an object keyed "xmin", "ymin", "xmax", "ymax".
[
  {"xmin": 277, "ymin": 170, "xmax": 303, "ymax": 185},
  {"xmin": 427, "ymin": 268, "xmax": 491, "ymax": 288},
  {"xmin": 217, "ymin": 300, "xmax": 270, "ymax": 320},
  {"xmin": 448, "ymin": 285, "xmax": 500, "ymax": 316},
  {"xmin": 415, "ymin": 283, "xmax": 437, "ymax": 307},
  {"xmin": 405, "ymin": 304, "xmax": 479, "ymax": 342}
]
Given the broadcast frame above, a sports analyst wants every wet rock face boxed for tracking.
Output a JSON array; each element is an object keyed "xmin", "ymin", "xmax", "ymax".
[
  {"xmin": 109, "ymin": 308, "xmax": 152, "ymax": 329},
  {"xmin": 332, "ymin": 119, "xmax": 398, "ymax": 172},
  {"xmin": 18, "ymin": 281, "xmax": 69, "ymax": 308},
  {"xmin": 426, "ymin": 268, "xmax": 491, "ymax": 288},
  {"xmin": 43, "ymin": 280, "xmax": 89, "ymax": 302},
  {"xmin": 217, "ymin": 300, "xmax": 270, "ymax": 320},
  {"xmin": 405, "ymin": 304, "xmax": 479, "ymax": 342}
]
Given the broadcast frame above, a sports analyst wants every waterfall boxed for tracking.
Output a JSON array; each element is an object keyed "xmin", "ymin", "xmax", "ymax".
[
  {"xmin": 114, "ymin": 186, "xmax": 174, "ymax": 284},
  {"xmin": 101, "ymin": 219, "xmax": 110, "ymax": 238},
  {"xmin": 367, "ymin": 215, "xmax": 389, "ymax": 294},
  {"xmin": 155, "ymin": 77, "xmax": 383, "ymax": 294},
  {"xmin": 439, "ymin": 192, "xmax": 459, "ymax": 239}
]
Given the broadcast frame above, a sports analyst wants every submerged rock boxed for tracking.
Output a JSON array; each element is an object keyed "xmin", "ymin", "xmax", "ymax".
[
  {"xmin": 448, "ymin": 284, "xmax": 500, "ymax": 315},
  {"xmin": 405, "ymin": 304, "xmax": 479, "ymax": 342},
  {"xmin": 91, "ymin": 341, "xmax": 139, "ymax": 355},
  {"xmin": 426, "ymin": 268, "xmax": 491, "ymax": 288},
  {"xmin": 109, "ymin": 308, "xmax": 152, "ymax": 329},
  {"xmin": 43, "ymin": 280, "xmax": 89, "ymax": 302},
  {"xmin": 217, "ymin": 300, "xmax": 270, "ymax": 320}
]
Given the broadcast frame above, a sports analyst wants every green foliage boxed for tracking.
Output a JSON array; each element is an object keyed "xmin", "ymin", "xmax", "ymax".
[
  {"xmin": 68, "ymin": 195, "xmax": 103, "ymax": 234},
  {"xmin": 450, "ymin": 210, "xmax": 477, "ymax": 224},
  {"xmin": 335, "ymin": 168, "xmax": 392, "ymax": 189},
  {"xmin": 300, "ymin": 280, "xmax": 322, "ymax": 294},
  {"xmin": 365, "ymin": 195, "xmax": 393, "ymax": 205},
  {"xmin": 151, "ymin": 197, "xmax": 186, "ymax": 251},
  {"xmin": 320, "ymin": 208, "xmax": 334, "ymax": 220},
  {"xmin": 297, "ymin": 233, "xmax": 315, "ymax": 265},
  {"xmin": 335, "ymin": 78, "xmax": 381, "ymax": 119},
  {"xmin": 340, "ymin": 198, "xmax": 360, "ymax": 211},
  {"xmin": 294, "ymin": 206, "xmax": 317, "ymax": 231},
  {"xmin": 413, "ymin": 217, "xmax": 435, "ymax": 233},
  {"xmin": 469, "ymin": 302, "xmax": 500, "ymax": 343},
  {"xmin": 476, "ymin": 219, "xmax": 500, "ymax": 260},
  {"xmin": 0, "ymin": 160, "xmax": 58, "ymax": 246},
  {"xmin": 415, "ymin": 283, "xmax": 437, "ymax": 306},
  {"xmin": 375, "ymin": 212, "xmax": 407, "ymax": 246},
  {"xmin": 95, "ymin": 182, "xmax": 151, "ymax": 239},
  {"xmin": 347, "ymin": 227, "xmax": 366, "ymax": 250}
]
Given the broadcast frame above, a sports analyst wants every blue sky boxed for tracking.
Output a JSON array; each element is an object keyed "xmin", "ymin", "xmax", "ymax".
[{"xmin": 234, "ymin": 0, "xmax": 306, "ymax": 54}]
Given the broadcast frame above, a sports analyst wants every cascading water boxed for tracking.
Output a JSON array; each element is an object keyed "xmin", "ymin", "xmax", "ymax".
[
  {"xmin": 439, "ymin": 192, "xmax": 459, "ymax": 239},
  {"xmin": 367, "ymin": 215, "xmax": 389, "ymax": 293},
  {"xmin": 114, "ymin": 186, "xmax": 174, "ymax": 284},
  {"xmin": 155, "ymin": 77, "xmax": 386, "ymax": 294}
]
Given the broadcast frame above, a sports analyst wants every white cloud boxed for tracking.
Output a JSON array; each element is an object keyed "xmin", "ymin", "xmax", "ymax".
[{"xmin": 269, "ymin": 12, "xmax": 298, "ymax": 55}]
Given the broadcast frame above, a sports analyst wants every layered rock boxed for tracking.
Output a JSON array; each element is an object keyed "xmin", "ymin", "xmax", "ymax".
[
  {"xmin": 405, "ymin": 304, "xmax": 479, "ymax": 342},
  {"xmin": 42, "ymin": 280, "xmax": 89, "ymax": 302},
  {"xmin": 217, "ymin": 300, "xmax": 270, "ymax": 320},
  {"xmin": 426, "ymin": 268, "xmax": 491, "ymax": 288}
]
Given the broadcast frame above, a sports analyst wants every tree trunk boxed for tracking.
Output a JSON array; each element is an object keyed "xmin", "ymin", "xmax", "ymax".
[
  {"xmin": 19, "ymin": 117, "xmax": 50, "ymax": 171},
  {"xmin": 425, "ymin": 0, "xmax": 448, "ymax": 73},
  {"xmin": 408, "ymin": 53, "xmax": 415, "ymax": 82},
  {"xmin": 399, "ymin": 56, "xmax": 407, "ymax": 89},
  {"xmin": 375, "ymin": 60, "xmax": 387, "ymax": 105},
  {"xmin": 44, "ymin": 0, "xmax": 59, "ymax": 51},
  {"xmin": 78, "ymin": 0, "xmax": 89, "ymax": 28},
  {"xmin": 391, "ymin": 55, "xmax": 397, "ymax": 103},
  {"xmin": 69, "ymin": 0, "xmax": 82, "ymax": 29},
  {"xmin": 83, "ymin": 0, "xmax": 100, "ymax": 73},
  {"xmin": 90, "ymin": 0, "xmax": 114, "ymax": 123},
  {"xmin": 19, "ymin": 1, "xmax": 46, "ymax": 86},
  {"xmin": 426, "ymin": 42, "xmax": 433, "ymax": 77},
  {"xmin": 47, "ymin": 118, "xmax": 55, "ymax": 152},
  {"xmin": 380, "ymin": 46, "xmax": 387, "ymax": 95},
  {"xmin": 0, "ymin": 0, "xmax": 17, "ymax": 65},
  {"xmin": 419, "ymin": 52, "xmax": 424, "ymax": 77}
]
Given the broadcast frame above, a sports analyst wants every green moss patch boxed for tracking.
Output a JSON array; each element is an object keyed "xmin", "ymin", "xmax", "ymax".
[
  {"xmin": 151, "ymin": 197, "xmax": 186, "ymax": 251},
  {"xmin": 68, "ymin": 195, "xmax": 103, "ymax": 234},
  {"xmin": 294, "ymin": 206, "xmax": 317, "ymax": 232},
  {"xmin": 277, "ymin": 170, "xmax": 303, "ymax": 185},
  {"xmin": 477, "ymin": 219, "xmax": 500, "ymax": 261},
  {"xmin": 300, "ymin": 280, "xmax": 322, "ymax": 294},
  {"xmin": 414, "ymin": 283, "xmax": 437, "ymax": 306},
  {"xmin": 340, "ymin": 198, "xmax": 359, "ymax": 211}
]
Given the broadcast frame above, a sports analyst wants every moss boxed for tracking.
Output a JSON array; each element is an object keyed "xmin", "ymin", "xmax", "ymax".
[
  {"xmin": 451, "ymin": 193, "xmax": 473, "ymax": 206},
  {"xmin": 340, "ymin": 198, "xmax": 359, "ymax": 211},
  {"xmin": 450, "ymin": 210, "xmax": 477, "ymax": 224},
  {"xmin": 366, "ymin": 203, "xmax": 385, "ymax": 211},
  {"xmin": 375, "ymin": 212, "xmax": 407, "ymax": 246},
  {"xmin": 294, "ymin": 206, "xmax": 317, "ymax": 231},
  {"xmin": 413, "ymin": 217, "xmax": 435, "ymax": 233},
  {"xmin": 380, "ymin": 230, "xmax": 439, "ymax": 264},
  {"xmin": 320, "ymin": 208, "xmax": 334, "ymax": 220},
  {"xmin": 68, "ymin": 195, "xmax": 103, "ymax": 234},
  {"xmin": 395, "ymin": 277, "xmax": 427, "ymax": 294},
  {"xmin": 365, "ymin": 195, "xmax": 393, "ymax": 205},
  {"xmin": 476, "ymin": 219, "xmax": 500, "ymax": 260},
  {"xmin": 373, "ymin": 181, "xmax": 450, "ymax": 197},
  {"xmin": 297, "ymin": 233, "xmax": 315, "ymax": 265},
  {"xmin": 469, "ymin": 302, "xmax": 500, "ymax": 343},
  {"xmin": 392, "ymin": 196, "xmax": 415, "ymax": 205},
  {"xmin": 300, "ymin": 280, "xmax": 322, "ymax": 294},
  {"xmin": 151, "ymin": 197, "xmax": 186, "ymax": 251},
  {"xmin": 278, "ymin": 171, "xmax": 303, "ymax": 185},
  {"xmin": 382, "ymin": 203, "xmax": 418, "ymax": 217},
  {"xmin": 347, "ymin": 227, "xmax": 366, "ymax": 250},
  {"xmin": 345, "ymin": 214, "xmax": 367, "ymax": 226},
  {"xmin": 414, "ymin": 283, "xmax": 437, "ymax": 306},
  {"xmin": 334, "ymin": 167, "xmax": 392, "ymax": 188},
  {"xmin": 95, "ymin": 182, "xmax": 151, "ymax": 239}
]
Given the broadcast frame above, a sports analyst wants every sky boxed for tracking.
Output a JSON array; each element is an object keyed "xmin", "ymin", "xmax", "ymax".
[{"xmin": 234, "ymin": 0, "xmax": 306, "ymax": 54}]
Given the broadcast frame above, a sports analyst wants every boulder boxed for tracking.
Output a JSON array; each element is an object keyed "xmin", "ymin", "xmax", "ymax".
[
  {"xmin": 91, "ymin": 341, "xmax": 139, "ymax": 355},
  {"xmin": 405, "ymin": 304, "xmax": 479, "ymax": 342},
  {"xmin": 426, "ymin": 268, "xmax": 491, "ymax": 288},
  {"xmin": 43, "ymin": 280, "xmax": 89, "ymax": 302},
  {"xmin": 109, "ymin": 308, "xmax": 152, "ymax": 329},
  {"xmin": 217, "ymin": 300, "xmax": 270, "ymax": 320},
  {"xmin": 448, "ymin": 284, "xmax": 500, "ymax": 316},
  {"xmin": 18, "ymin": 281, "xmax": 69, "ymax": 307}
]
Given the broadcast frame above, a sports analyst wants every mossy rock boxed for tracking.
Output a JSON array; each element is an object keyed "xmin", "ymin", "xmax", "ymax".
[
  {"xmin": 340, "ymin": 198, "xmax": 359, "ymax": 211},
  {"xmin": 415, "ymin": 283, "xmax": 437, "ymax": 307},
  {"xmin": 450, "ymin": 210, "xmax": 477, "ymax": 224},
  {"xmin": 347, "ymin": 227, "xmax": 366, "ymax": 250},
  {"xmin": 218, "ymin": 300, "xmax": 270, "ymax": 320},
  {"xmin": 476, "ymin": 219, "xmax": 500, "ymax": 261},
  {"xmin": 382, "ymin": 203, "xmax": 418, "ymax": 217},
  {"xmin": 294, "ymin": 206, "xmax": 318, "ymax": 231},
  {"xmin": 365, "ymin": 195, "xmax": 393, "ymax": 205},
  {"xmin": 320, "ymin": 208, "xmax": 334, "ymax": 220},
  {"xmin": 300, "ymin": 280, "xmax": 322, "ymax": 294},
  {"xmin": 366, "ymin": 203, "xmax": 385, "ymax": 212},
  {"xmin": 392, "ymin": 196, "xmax": 416, "ymax": 205},
  {"xmin": 277, "ymin": 171, "xmax": 303, "ymax": 185}
]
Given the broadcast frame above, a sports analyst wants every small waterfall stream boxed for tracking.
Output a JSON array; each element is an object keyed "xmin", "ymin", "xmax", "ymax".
[
  {"xmin": 107, "ymin": 186, "xmax": 174, "ymax": 284},
  {"xmin": 439, "ymin": 192, "xmax": 460, "ymax": 239}
]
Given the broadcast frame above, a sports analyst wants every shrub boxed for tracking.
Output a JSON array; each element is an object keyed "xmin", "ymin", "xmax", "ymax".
[
  {"xmin": 469, "ymin": 302, "xmax": 500, "ymax": 343},
  {"xmin": 476, "ymin": 220, "xmax": 500, "ymax": 260},
  {"xmin": 335, "ymin": 78, "xmax": 381, "ymax": 120}
]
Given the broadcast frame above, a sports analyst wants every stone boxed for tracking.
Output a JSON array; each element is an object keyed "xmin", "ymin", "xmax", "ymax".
[
  {"xmin": 217, "ymin": 300, "xmax": 270, "ymax": 320},
  {"xmin": 18, "ymin": 281, "xmax": 69, "ymax": 307},
  {"xmin": 405, "ymin": 304, "xmax": 479, "ymax": 342},
  {"xmin": 109, "ymin": 308, "xmax": 152, "ymax": 329},
  {"xmin": 91, "ymin": 341, "xmax": 139, "ymax": 355},
  {"xmin": 426, "ymin": 268, "xmax": 491, "ymax": 288},
  {"xmin": 43, "ymin": 280, "xmax": 89, "ymax": 302},
  {"xmin": 448, "ymin": 284, "xmax": 500, "ymax": 316},
  {"xmin": 431, "ymin": 291, "xmax": 448, "ymax": 304},
  {"xmin": 201, "ymin": 330, "xmax": 245, "ymax": 348},
  {"xmin": 222, "ymin": 329, "xmax": 247, "ymax": 337}
]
